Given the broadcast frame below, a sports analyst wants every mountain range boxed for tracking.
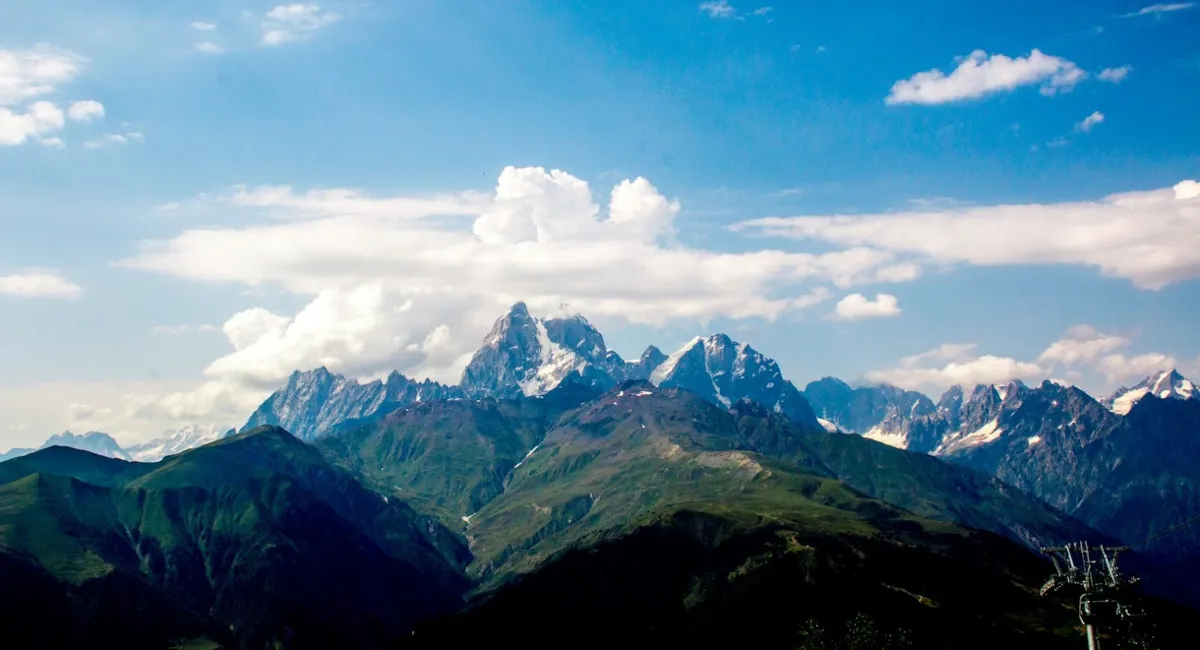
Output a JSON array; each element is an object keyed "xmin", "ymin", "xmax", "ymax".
[
  {"xmin": 3, "ymin": 302, "xmax": 1198, "ymax": 648},
  {"xmin": 11, "ymin": 380, "xmax": 1181, "ymax": 649},
  {"xmin": 237, "ymin": 305, "xmax": 1200, "ymax": 561}
]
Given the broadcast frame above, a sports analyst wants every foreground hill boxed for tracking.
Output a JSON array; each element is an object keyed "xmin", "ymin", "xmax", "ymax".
[
  {"xmin": 0, "ymin": 426, "xmax": 470, "ymax": 650},
  {"xmin": 411, "ymin": 507, "xmax": 1096, "ymax": 650},
  {"xmin": 325, "ymin": 380, "xmax": 1100, "ymax": 575}
]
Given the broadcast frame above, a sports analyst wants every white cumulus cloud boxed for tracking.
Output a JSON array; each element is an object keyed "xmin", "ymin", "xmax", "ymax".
[
  {"xmin": 886, "ymin": 49, "xmax": 1085, "ymax": 105},
  {"xmin": 190, "ymin": 21, "xmax": 217, "ymax": 31},
  {"xmin": 1094, "ymin": 352, "xmax": 1178, "ymax": 383},
  {"xmin": 829, "ymin": 293, "xmax": 901, "ymax": 321},
  {"xmin": 66, "ymin": 99, "xmax": 104, "ymax": 122},
  {"xmin": 0, "ymin": 100, "xmax": 64, "ymax": 146},
  {"xmin": 866, "ymin": 346, "xmax": 1044, "ymax": 392},
  {"xmin": 0, "ymin": 45, "xmax": 86, "ymax": 106},
  {"xmin": 194, "ymin": 42, "xmax": 224, "ymax": 54},
  {"xmin": 1038, "ymin": 325, "xmax": 1129, "ymax": 366},
  {"xmin": 0, "ymin": 47, "xmax": 119, "ymax": 147},
  {"xmin": 1036, "ymin": 324, "xmax": 1178, "ymax": 386},
  {"xmin": 733, "ymin": 179, "xmax": 1200, "ymax": 290}
]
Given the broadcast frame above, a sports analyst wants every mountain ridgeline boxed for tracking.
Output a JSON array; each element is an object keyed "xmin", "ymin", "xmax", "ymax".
[{"xmin": 3, "ymin": 302, "xmax": 1198, "ymax": 648}]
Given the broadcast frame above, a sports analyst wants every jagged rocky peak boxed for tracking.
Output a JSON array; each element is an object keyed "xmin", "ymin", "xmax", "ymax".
[
  {"xmin": 995, "ymin": 379, "xmax": 1029, "ymax": 402},
  {"xmin": 625, "ymin": 345, "xmax": 667, "ymax": 380},
  {"xmin": 802, "ymin": 377, "xmax": 934, "ymax": 436},
  {"xmin": 245, "ymin": 366, "xmax": 463, "ymax": 440},
  {"xmin": 1104, "ymin": 368, "xmax": 1197, "ymax": 415},
  {"xmin": 937, "ymin": 385, "xmax": 965, "ymax": 419},
  {"xmin": 460, "ymin": 302, "xmax": 619, "ymax": 399},
  {"xmin": 543, "ymin": 311, "xmax": 607, "ymax": 357},
  {"xmin": 649, "ymin": 333, "xmax": 821, "ymax": 431},
  {"xmin": 640, "ymin": 345, "xmax": 666, "ymax": 365}
]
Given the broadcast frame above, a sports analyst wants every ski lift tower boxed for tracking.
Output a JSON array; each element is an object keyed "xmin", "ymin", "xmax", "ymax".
[{"xmin": 1039, "ymin": 542, "xmax": 1142, "ymax": 650}]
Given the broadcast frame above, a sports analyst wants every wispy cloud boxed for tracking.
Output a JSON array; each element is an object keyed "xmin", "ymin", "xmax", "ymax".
[
  {"xmin": 699, "ymin": 1, "xmax": 739, "ymax": 19},
  {"xmin": 1098, "ymin": 65, "xmax": 1132, "ymax": 83},
  {"xmin": 84, "ymin": 131, "xmax": 144, "ymax": 149},
  {"xmin": 261, "ymin": 4, "xmax": 343, "ymax": 45},
  {"xmin": 1121, "ymin": 3, "xmax": 1195, "ymax": 17},
  {"xmin": 752, "ymin": 6, "xmax": 773, "ymax": 15},
  {"xmin": 887, "ymin": 49, "xmax": 1085, "ymax": 105},
  {"xmin": 190, "ymin": 21, "xmax": 217, "ymax": 31},
  {"xmin": 1076, "ymin": 111, "xmax": 1105, "ymax": 133},
  {"xmin": 152, "ymin": 324, "xmax": 219, "ymax": 335},
  {"xmin": 194, "ymin": 42, "xmax": 224, "ymax": 54}
]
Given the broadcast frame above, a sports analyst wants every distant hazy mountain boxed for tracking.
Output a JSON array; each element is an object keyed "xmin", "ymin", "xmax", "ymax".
[
  {"xmin": 123, "ymin": 424, "xmax": 234, "ymax": 462},
  {"xmin": 803, "ymin": 377, "xmax": 935, "ymax": 434},
  {"xmin": 0, "ymin": 427, "xmax": 236, "ymax": 465},
  {"xmin": 0, "ymin": 431, "xmax": 129, "ymax": 463}
]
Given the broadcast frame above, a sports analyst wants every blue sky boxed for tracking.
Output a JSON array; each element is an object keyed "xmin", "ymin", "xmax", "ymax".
[{"xmin": 1, "ymin": 0, "xmax": 1198, "ymax": 448}]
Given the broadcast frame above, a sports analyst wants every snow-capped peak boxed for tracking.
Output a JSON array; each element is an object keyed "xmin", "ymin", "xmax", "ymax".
[
  {"xmin": 647, "ymin": 333, "xmax": 820, "ymax": 429},
  {"xmin": 1105, "ymin": 368, "xmax": 1197, "ymax": 415},
  {"xmin": 461, "ymin": 302, "xmax": 618, "ymax": 398}
]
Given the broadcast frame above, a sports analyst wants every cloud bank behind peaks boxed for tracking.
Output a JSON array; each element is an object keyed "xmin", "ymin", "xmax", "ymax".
[{"xmin": 120, "ymin": 165, "xmax": 924, "ymax": 430}]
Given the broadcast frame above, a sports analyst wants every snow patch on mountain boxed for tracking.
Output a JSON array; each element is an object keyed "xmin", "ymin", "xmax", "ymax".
[
  {"xmin": 935, "ymin": 418, "xmax": 1003, "ymax": 456},
  {"xmin": 650, "ymin": 337, "xmax": 702, "ymax": 385},
  {"xmin": 864, "ymin": 424, "xmax": 908, "ymax": 449},
  {"xmin": 517, "ymin": 320, "xmax": 588, "ymax": 396}
]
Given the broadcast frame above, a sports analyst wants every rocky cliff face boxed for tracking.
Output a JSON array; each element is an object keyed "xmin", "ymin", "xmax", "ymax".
[
  {"xmin": 243, "ymin": 367, "xmax": 463, "ymax": 440},
  {"xmin": 802, "ymin": 377, "xmax": 935, "ymax": 434}
]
